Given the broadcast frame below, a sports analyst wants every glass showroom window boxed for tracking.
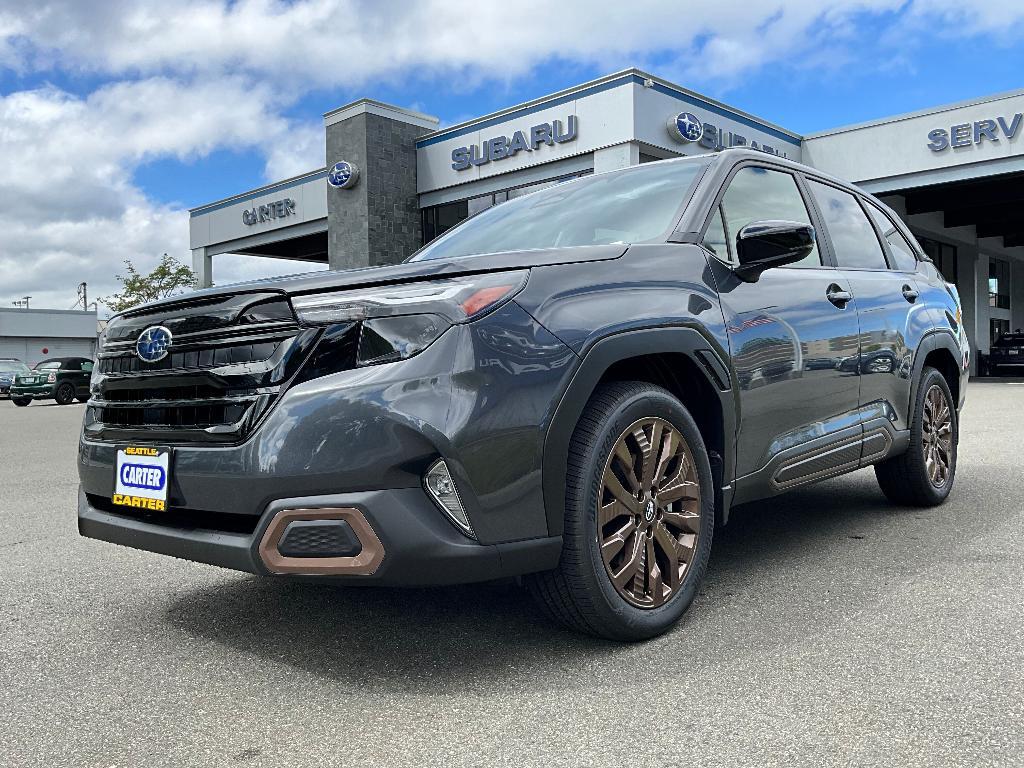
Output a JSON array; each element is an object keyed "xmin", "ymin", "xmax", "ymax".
[
  {"xmin": 989, "ymin": 258, "xmax": 1010, "ymax": 309},
  {"xmin": 918, "ymin": 236, "xmax": 958, "ymax": 284},
  {"xmin": 991, "ymin": 318, "xmax": 1010, "ymax": 346}
]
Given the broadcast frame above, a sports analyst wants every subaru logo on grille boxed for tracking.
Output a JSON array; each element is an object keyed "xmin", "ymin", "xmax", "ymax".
[
  {"xmin": 136, "ymin": 325, "xmax": 172, "ymax": 363},
  {"xmin": 669, "ymin": 111, "xmax": 704, "ymax": 143},
  {"xmin": 327, "ymin": 161, "xmax": 359, "ymax": 189}
]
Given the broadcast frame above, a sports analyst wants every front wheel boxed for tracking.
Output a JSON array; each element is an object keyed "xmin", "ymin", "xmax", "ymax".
[
  {"xmin": 526, "ymin": 382, "xmax": 715, "ymax": 641},
  {"xmin": 875, "ymin": 366, "xmax": 957, "ymax": 506},
  {"xmin": 12, "ymin": 397, "xmax": 30, "ymax": 407}
]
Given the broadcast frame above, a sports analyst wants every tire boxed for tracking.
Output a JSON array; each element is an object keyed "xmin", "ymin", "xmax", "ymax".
[
  {"xmin": 54, "ymin": 383, "xmax": 76, "ymax": 405},
  {"xmin": 12, "ymin": 397, "xmax": 30, "ymax": 407},
  {"xmin": 875, "ymin": 366, "xmax": 957, "ymax": 506},
  {"xmin": 526, "ymin": 381, "xmax": 715, "ymax": 641}
]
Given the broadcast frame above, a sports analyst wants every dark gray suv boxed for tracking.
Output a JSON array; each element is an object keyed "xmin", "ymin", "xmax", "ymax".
[{"xmin": 78, "ymin": 150, "xmax": 968, "ymax": 640}]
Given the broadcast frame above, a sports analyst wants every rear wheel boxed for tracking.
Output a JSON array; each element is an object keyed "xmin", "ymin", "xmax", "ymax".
[
  {"xmin": 875, "ymin": 366, "xmax": 957, "ymax": 506},
  {"xmin": 526, "ymin": 382, "xmax": 714, "ymax": 641},
  {"xmin": 54, "ymin": 383, "xmax": 75, "ymax": 405},
  {"xmin": 12, "ymin": 397, "xmax": 30, "ymax": 407}
]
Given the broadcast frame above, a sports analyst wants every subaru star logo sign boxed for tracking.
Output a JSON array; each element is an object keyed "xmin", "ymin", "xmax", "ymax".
[
  {"xmin": 136, "ymin": 326, "xmax": 172, "ymax": 363},
  {"xmin": 327, "ymin": 160, "xmax": 360, "ymax": 189},
  {"xmin": 669, "ymin": 111, "xmax": 704, "ymax": 143}
]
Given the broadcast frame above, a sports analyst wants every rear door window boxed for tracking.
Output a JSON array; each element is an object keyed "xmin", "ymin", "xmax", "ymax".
[
  {"xmin": 807, "ymin": 180, "xmax": 888, "ymax": 270},
  {"xmin": 720, "ymin": 167, "xmax": 821, "ymax": 268},
  {"xmin": 866, "ymin": 204, "xmax": 919, "ymax": 272}
]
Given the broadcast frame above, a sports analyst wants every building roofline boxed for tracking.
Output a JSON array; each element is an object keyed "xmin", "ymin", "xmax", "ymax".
[
  {"xmin": 323, "ymin": 98, "xmax": 439, "ymax": 129},
  {"xmin": 189, "ymin": 167, "xmax": 327, "ymax": 216},
  {"xmin": 804, "ymin": 86, "xmax": 1024, "ymax": 139},
  {"xmin": 416, "ymin": 67, "xmax": 803, "ymax": 146},
  {"xmin": 0, "ymin": 307, "xmax": 97, "ymax": 316}
]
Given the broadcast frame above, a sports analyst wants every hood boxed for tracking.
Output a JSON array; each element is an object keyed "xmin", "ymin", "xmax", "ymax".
[
  {"xmin": 103, "ymin": 244, "xmax": 628, "ymax": 341},
  {"xmin": 125, "ymin": 244, "xmax": 627, "ymax": 316}
]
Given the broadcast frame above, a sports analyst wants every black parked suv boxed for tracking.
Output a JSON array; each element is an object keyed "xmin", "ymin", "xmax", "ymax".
[
  {"xmin": 78, "ymin": 150, "xmax": 968, "ymax": 640},
  {"xmin": 987, "ymin": 331, "xmax": 1024, "ymax": 376}
]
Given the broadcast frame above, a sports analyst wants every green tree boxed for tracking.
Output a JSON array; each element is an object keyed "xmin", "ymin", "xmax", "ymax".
[{"xmin": 101, "ymin": 254, "xmax": 198, "ymax": 312}]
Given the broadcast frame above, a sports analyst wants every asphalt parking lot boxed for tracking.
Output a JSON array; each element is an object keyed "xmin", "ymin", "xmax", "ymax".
[{"xmin": 1, "ymin": 384, "xmax": 1022, "ymax": 768}]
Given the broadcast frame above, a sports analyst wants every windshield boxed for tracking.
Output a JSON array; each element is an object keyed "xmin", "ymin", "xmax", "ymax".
[
  {"xmin": 35, "ymin": 361, "xmax": 61, "ymax": 370},
  {"xmin": 0, "ymin": 361, "xmax": 29, "ymax": 374},
  {"xmin": 410, "ymin": 158, "xmax": 708, "ymax": 262}
]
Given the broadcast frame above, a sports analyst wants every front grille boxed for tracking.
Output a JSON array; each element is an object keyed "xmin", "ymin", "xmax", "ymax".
[
  {"xmin": 97, "ymin": 340, "xmax": 281, "ymax": 374},
  {"xmin": 84, "ymin": 292, "xmax": 342, "ymax": 444}
]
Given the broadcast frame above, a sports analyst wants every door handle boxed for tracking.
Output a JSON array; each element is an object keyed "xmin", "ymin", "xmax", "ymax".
[
  {"xmin": 902, "ymin": 285, "xmax": 919, "ymax": 303},
  {"xmin": 826, "ymin": 285, "xmax": 853, "ymax": 308}
]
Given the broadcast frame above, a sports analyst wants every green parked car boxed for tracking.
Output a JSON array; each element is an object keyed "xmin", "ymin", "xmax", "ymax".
[{"xmin": 10, "ymin": 357, "xmax": 94, "ymax": 406}]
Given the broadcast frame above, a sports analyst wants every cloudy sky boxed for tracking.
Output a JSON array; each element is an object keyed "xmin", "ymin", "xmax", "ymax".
[{"xmin": 1, "ymin": 0, "xmax": 1023, "ymax": 313}]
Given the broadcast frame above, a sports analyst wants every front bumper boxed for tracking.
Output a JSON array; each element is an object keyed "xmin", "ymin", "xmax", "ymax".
[
  {"xmin": 78, "ymin": 487, "xmax": 561, "ymax": 585},
  {"xmin": 10, "ymin": 383, "xmax": 56, "ymax": 399}
]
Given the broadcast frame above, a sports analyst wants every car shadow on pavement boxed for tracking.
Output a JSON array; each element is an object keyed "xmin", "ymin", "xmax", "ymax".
[{"xmin": 162, "ymin": 476, "xmax": 922, "ymax": 692}]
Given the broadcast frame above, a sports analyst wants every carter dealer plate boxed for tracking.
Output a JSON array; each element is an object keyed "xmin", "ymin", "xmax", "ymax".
[{"xmin": 113, "ymin": 446, "xmax": 171, "ymax": 512}]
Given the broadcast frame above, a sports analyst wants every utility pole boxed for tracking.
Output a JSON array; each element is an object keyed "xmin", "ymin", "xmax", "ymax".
[{"xmin": 77, "ymin": 282, "xmax": 88, "ymax": 310}]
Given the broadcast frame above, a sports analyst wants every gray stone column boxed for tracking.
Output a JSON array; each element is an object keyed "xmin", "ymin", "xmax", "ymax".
[
  {"xmin": 324, "ymin": 100, "xmax": 439, "ymax": 270},
  {"xmin": 191, "ymin": 247, "xmax": 212, "ymax": 288}
]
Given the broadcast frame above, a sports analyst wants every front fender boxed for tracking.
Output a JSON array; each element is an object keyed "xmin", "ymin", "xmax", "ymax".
[{"xmin": 541, "ymin": 325, "xmax": 737, "ymax": 536}]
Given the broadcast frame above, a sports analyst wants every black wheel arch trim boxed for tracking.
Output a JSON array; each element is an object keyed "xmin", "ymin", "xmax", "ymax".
[
  {"xmin": 541, "ymin": 325, "xmax": 737, "ymax": 537},
  {"xmin": 909, "ymin": 329, "xmax": 965, "ymax": 417}
]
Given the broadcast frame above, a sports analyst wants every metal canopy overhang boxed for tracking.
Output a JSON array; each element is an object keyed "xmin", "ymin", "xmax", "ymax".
[
  {"xmin": 231, "ymin": 231, "xmax": 329, "ymax": 263},
  {"xmin": 899, "ymin": 170, "xmax": 1024, "ymax": 249}
]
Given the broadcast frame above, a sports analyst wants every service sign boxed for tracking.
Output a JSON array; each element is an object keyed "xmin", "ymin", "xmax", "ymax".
[{"xmin": 114, "ymin": 446, "xmax": 170, "ymax": 512}]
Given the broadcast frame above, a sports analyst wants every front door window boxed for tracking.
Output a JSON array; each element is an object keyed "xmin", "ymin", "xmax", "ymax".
[{"xmin": 719, "ymin": 167, "xmax": 821, "ymax": 268}]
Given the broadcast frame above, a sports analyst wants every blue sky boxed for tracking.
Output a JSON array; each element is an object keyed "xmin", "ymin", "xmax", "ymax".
[{"xmin": 2, "ymin": 0, "xmax": 1023, "ymax": 309}]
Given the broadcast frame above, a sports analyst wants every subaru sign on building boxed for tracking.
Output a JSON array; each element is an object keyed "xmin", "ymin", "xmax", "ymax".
[{"xmin": 188, "ymin": 70, "xmax": 1024, "ymax": 370}]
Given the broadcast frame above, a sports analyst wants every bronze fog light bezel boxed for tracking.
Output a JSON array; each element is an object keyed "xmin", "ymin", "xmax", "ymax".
[{"xmin": 258, "ymin": 507, "xmax": 384, "ymax": 575}]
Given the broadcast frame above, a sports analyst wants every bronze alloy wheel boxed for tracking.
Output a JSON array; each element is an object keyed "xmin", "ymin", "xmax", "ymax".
[
  {"xmin": 598, "ymin": 417, "xmax": 702, "ymax": 609},
  {"xmin": 922, "ymin": 383, "xmax": 953, "ymax": 488}
]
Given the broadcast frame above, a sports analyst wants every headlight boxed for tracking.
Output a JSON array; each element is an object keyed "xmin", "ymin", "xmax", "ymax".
[
  {"xmin": 46, "ymin": 372, "xmax": 57, "ymax": 383},
  {"xmin": 292, "ymin": 271, "xmax": 529, "ymax": 366},
  {"xmin": 292, "ymin": 271, "xmax": 528, "ymax": 325}
]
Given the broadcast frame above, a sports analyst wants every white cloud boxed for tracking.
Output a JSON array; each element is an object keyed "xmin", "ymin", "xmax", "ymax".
[
  {"xmin": 0, "ymin": 76, "xmax": 324, "ymax": 311},
  {"xmin": 1, "ymin": 0, "xmax": 1023, "ymax": 312}
]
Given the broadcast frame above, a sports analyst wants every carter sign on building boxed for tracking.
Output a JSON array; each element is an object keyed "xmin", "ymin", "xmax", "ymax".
[{"xmin": 242, "ymin": 198, "xmax": 296, "ymax": 226}]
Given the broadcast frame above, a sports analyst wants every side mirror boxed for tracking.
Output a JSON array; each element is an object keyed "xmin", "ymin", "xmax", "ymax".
[{"xmin": 734, "ymin": 220, "xmax": 815, "ymax": 282}]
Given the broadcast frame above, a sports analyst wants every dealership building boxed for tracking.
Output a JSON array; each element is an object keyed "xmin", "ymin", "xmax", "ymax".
[{"xmin": 189, "ymin": 68, "xmax": 1024, "ymax": 369}]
